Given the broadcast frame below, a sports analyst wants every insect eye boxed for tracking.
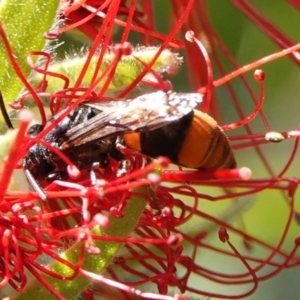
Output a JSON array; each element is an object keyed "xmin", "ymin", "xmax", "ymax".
[{"xmin": 27, "ymin": 124, "xmax": 45, "ymax": 137}]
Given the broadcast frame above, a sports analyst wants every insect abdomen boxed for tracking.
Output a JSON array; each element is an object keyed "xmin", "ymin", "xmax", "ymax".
[
  {"xmin": 176, "ymin": 110, "xmax": 236, "ymax": 169},
  {"xmin": 123, "ymin": 112, "xmax": 193, "ymax": 163},
  {"xmin": 123, "ymin": 110, "xmax": 236, "ymax": 170}
]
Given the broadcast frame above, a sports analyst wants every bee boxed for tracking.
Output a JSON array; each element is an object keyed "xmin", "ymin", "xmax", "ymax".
[{"xmin": 23, "ymin": 91, "xmax": 236, "ymax": 200}]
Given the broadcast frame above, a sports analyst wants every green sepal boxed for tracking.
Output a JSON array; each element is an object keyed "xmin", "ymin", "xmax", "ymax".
[{"xmin": 31, "ymin": 47, "xmax": 182, "ymax": 95}]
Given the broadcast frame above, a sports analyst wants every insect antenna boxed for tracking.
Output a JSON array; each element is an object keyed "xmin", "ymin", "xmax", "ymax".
[
  {"xmin": 23, "ymin": 123, "xmax": 49, "ymax": 201},
  {"xmin": 23, "ymin": 163, "xmax": 48, "ymax": 201},
  {"xmin": 0, "ymin": 92, "xmax": 14, "ymax": 129}
]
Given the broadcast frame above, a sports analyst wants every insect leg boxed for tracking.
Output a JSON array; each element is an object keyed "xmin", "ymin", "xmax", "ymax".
[
  {"xmin": 23, "ymin": 160, "xmax": 48, "ymax": 201},
  {"xmin": 148, "ymin": 186, "xmax": 162, "ymax": 215},
  {"xmin": 46, "ymin": 171, "xmax": 68, "ymax": 182}
]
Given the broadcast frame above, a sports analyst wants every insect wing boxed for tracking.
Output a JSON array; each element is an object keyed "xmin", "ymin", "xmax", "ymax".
[{"xmin": 60, "ymin": 91, "xmax": 202, "ymax": 150}]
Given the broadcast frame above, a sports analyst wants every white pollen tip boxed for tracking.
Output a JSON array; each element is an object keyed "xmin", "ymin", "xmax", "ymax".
[
  {"xmin": 18, "ymin": 109, "xmax": 34, "ymax": 123},
  {"xmin": 239, "ymin": 167, "xmax": 252, "ymax": 180}
]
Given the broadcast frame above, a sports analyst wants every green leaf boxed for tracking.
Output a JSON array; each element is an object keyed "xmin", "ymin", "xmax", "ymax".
[{"xmin": 0, "ymin": 0, "xmax": 60, "ymax": 103}]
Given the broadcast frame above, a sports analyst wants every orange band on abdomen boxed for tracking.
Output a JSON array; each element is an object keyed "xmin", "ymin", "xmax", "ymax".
[
  {"xmin": 123, "ymin": 132, "xmax": 142, "ymax": 152},
  {"xmin": 176, "ymin": 110, "xmax": 218, "ymax": 168}
]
